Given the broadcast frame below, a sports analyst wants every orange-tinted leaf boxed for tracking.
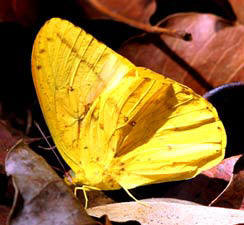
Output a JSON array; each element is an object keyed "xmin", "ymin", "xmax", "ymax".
[
  {"xmin": 119, "ymin": 13, "xmax": 244, "ymax": 95},
  {"xmin": 229, "ymin": 0, "xmax": 244, "ymax": 24},
  {"xmin": 202, "ymin": 155, "xmax": 241, "ymax": 181}
]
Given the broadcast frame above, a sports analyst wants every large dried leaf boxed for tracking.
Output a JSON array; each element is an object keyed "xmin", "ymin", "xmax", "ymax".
[
  {"xmin": 77, "ymin": 0, "xmax": 156, "ymax": 24},
  {"xmin": 87, "ymin": 199, "xmax": 244, "ymax": 225},
  {"xmin": 5, "ymin": 141, "xmax": 99, "ymax": 225},
  {"xmin": 76, "ymin": 0, "xmax": 190, "ymax": 39},
  {"xmin": 119, "ymin": 13, "xmax": 244, "ymax": 95}
]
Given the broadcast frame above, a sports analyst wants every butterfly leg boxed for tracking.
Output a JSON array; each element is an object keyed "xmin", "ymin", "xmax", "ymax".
[
  {"xmin": 74, "ymin": 186, "xmax": 89, "ymax": 209},
  {"xmin": 74, "ymin": 185, "xmax": 101, "ymax": 209},
  {"xmin": 121, "ymin": 186, "xmax": 149, "ymax": 207}
]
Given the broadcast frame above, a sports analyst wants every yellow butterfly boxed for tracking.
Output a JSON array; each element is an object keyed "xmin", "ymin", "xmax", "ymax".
[{"xmin": 32, "ymin": 18, "xmax": 226, "ymax": 201}]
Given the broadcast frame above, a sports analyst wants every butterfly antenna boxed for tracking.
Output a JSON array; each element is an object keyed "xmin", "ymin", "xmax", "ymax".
[{"xmin": 34, "ymin": 121, "xmax": 66, "ymax": 173}]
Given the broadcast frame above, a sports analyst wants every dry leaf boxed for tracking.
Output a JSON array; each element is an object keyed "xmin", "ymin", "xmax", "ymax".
[
  {"xmin": 211, "ymin": 155, "xmax": 244, "ymax": 209},
  {"xmin": 77, "ymin": 0, "xmax": 156, "ymax": 24},
  {"xmin": 76, "ymin": 0, "xmax": 189, "ymax": 39},
  {"xmin": 0, "ymin": 120, "xmax": 23, "ymax": 174},
  {"xmin": 202, "ymin": 155, "xmax": 241, "ymax": 181},
  {"xmin": 160, "ymin": 156, "xmax": 240, "ymax": 205},
  {"xmin": 87, "ymin": 199, "xmax": 244, "ymax": 225},
  {"xmin": 0, "ymin": 0, "xmax": 38, "ymax": 26},
  {"xmin": 0, "ymin": 205, "xmax": 11, "ymax": 225},
  {"xmin": 119, "ymin": 13, "xmax": 244, "ymax": 95},
  {"xmin": 5, "ymin": 141, "xmax": 100, "ymax": 225},
  {"xmin": 229, "ymin": 0, "xmax": 244, "ymax": 24}
]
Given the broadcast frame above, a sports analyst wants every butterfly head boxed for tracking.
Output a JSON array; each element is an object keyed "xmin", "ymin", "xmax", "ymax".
[{"xmin": 64, "ymin": 163, "xmax": 121, "ymax": 190}]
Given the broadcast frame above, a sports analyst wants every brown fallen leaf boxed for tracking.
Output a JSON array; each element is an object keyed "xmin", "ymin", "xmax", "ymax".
[
  {"xmin": 0, "ymin": 205, "xmax": 11, "ymax": 225},
  {"xmin": 0, "ymin": 0, "xmax": 15, "ymax": 23},
  {"xmin": 119, "ymin": 12, "xmax": 244, "ymax": 95},
  {"xmin": 77, "ymin": 0, "xmax": 190, "ymax": 40},
  {"xmin": 211, "ymin": 154, "xmax": 244, "ymax": 209},
  {"xmin": 160, "ymin": 156, "xmax": 240, "ymax": 205},
  {"xmin": 0, "ymin": 120, "xmax": 24, "ymax": 175},
  {"xmin": 87, "ymin": 199, "xmax": 244, "ymax": 225},
  {"xmin": 5, "ymin": 141, "xmax": 100, "ymax": 225},
  {"xmin": 77, "ymin": 0, "xmax": 156, "ymax": 24},
  {"xmin": 0, "ymin": 0, "xmax": 38, "ymax": 26},
  {"xmin": 202, "ymin": 155, "xmax": 241, "ymax": 181}
]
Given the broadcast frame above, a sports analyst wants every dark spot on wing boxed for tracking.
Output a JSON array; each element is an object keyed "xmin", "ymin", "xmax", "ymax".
[
  {"xmin": 168, "ymin": 145, "xmax": 172, "ymax": 150},
  {"xmin": 129, "ymin": 121, "xmax": 136, "ymax": 127},
  {"xmin": 39, "ymin": 49, "xmax": 45, "ymax": 54},
  {"xmin": 92, "ymin": 107, "xmax": 99, "ymax": 120},
  {"xmin": 124, "ymin": 116, "xmax": 129, "ymax": 122},
  {"xmin": 108, "ymin": 178, "xmax": 113, "ymax": 183},
  {"xmin": 37, "ymin": 65, "xmax": 42, "ymax": 70},
  {"xmin": 184, "ymin": 90, "xmax": 191, "ymax": 95},
  {"xmin": 68, "ymin": 86, "xmax": 74, "ymax": 92},
  {"xmin": 99, "ymin": 123, "xmax": 104, "ymax": 130},
  {"xmin": 120, "ymin": 162, "xmax": 125, "ymax": 166},
  {"xmin": 84, "ymin": 104, "xmax": 91, "ymax": 114}
]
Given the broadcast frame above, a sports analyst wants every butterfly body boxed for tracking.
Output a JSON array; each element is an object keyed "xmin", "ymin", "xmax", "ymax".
[{"xmin": 32, "ymin": 18, "xmax": 226, "ymax": 192}]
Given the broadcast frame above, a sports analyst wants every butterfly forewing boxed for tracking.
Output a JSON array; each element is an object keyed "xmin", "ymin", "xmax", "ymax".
[{"xmin": 32, "ymin": 18, "xmax": 134, "ymax": 172}]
